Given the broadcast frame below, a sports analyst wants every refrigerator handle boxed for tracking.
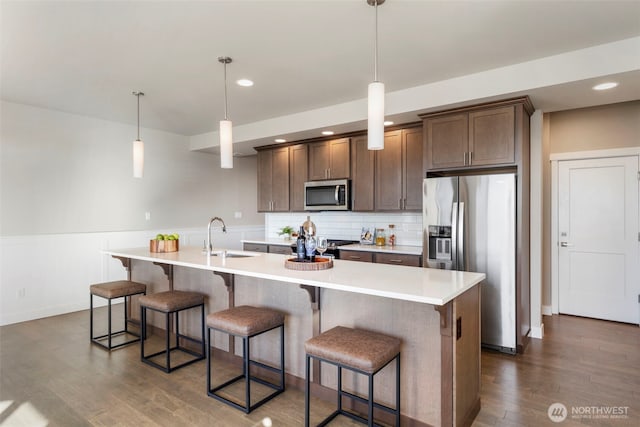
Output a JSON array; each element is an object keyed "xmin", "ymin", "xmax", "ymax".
[
  {"xmin": 451, "ymin": 202, "xmax": 458, "ymax": 268},
  {"xmin": 458, "ymin": 202, "xmax": 465, "ymax": 271}
]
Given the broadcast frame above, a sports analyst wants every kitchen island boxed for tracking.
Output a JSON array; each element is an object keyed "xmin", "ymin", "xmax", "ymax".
[{"xmin": 103, "ymin": 246, "xmax": 484, "ymax": 427}]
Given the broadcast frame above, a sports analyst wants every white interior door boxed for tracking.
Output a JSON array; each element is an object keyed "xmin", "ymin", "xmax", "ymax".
[{"xmin": 558, "ymin": 155, "xmax": 639, "ymax": 324}]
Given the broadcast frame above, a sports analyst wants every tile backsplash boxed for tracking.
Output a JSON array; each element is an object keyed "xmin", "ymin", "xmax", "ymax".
[{"xmin": 265, "ymin": 212, "xmax": 422, "ymax": 246}]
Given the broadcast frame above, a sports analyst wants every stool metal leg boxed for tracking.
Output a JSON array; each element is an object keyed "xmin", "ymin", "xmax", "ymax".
[
  {"xmin": 107, "ymin": 298, "xmax": 112, "ymax": 350},
  {"xmin": 337, "ymin": 365, "xmax": 342, "ymax": 412},
  {"xmin": 124, "ymin": 295, "xmax": 129, "ymax": 334},
  {"xmin": 140, "ymin": 306, "xmax": 146, "ymax": 359},
  {"xmin": 165, "ymin": 310, "xmax": 171, "ymax": 372},
  {"xmin": 396, "ymin": 354, "xmax": 401, "ymax": 427},
  {"xmin": 206, "ymin": 327, "xmax": 212, "ymax": 394},
  {"xmin": 201, "ymin": 305, "xmax": 206, "ymax": 357},
  {"xmin": 368, "ymin": 372, "xmax": 374, "ymax": 427},
  {"xmin": 90, "ymin": 294, "xmax": 94, "ymax": 342},
  {"xmin": 280, "ymin": 324, "xmax": 285, "ymax": 389},
  {"xmin": 244, "ymin": 336, "xmax": 251, "ymax": 413}
]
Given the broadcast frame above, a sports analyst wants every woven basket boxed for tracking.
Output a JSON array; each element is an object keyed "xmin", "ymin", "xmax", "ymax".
[
  {"xmin": 150, "ymin": 239, "xmax": 179, "ymax": 253},
  {"xmin": 284, "ymin": 257, "xmax": 333, "ymax": 271}
]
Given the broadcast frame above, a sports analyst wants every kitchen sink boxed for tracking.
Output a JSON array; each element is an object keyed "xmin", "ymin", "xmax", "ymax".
[{"xmin": 210, "ymin": 250, "xmax": 259, "ymax": 258}]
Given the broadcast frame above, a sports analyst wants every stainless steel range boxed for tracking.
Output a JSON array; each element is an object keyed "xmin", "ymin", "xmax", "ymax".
[{"xmin": 288, "ymin": 239, "xmax": 358, "ymax": 259}]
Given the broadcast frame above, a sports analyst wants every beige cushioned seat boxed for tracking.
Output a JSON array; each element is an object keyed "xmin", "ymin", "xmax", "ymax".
[
  {"xmin": 305, "ymin": 326, "xmax": 401, "ymax": 374},
  {"xmin": 207, "ymin": 305, "xmax": 284, "ymax": 336},
  {"xmin": 139, "ymin": 290, "xmax": 204, "ymax": 312},
  {"xmin": 90, "ymin": 280, "xmax": 146, "ymax": 299}
]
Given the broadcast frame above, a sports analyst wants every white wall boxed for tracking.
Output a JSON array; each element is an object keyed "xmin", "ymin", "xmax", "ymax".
[{"xmin": 0, "ymin": 101, "xmax": 264, "ymax": 325}]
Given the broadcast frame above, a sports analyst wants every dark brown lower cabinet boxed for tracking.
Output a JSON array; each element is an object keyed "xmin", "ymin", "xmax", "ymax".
[{"xmin": 339, "ymin": 250, "xmax": 422, "ymax": 266}]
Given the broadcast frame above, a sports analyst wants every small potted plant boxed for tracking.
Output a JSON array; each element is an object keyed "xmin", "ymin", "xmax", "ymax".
[{"xmin": 278, "ymin": 226, "xmax": 294, "ymax": 241}]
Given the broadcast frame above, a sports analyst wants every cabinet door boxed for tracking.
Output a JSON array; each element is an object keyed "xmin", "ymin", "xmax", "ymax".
[
  {"xmin": 328, "ymin": 138, "xmax": 350, "ymax": 179},
  {"xmin": 468, "ymin": 106, "xmax": 515, "ymax": 166},
  {"xmin": 256, "ymin": 150, "xmax": 273, "ymax": 212},
  {"xmin": 271, "ymin": 147, "xmax": 290, "ymax": 211},
  {"xmin": 425, "ymin": 114, "xmax": 468, "ymax": 170},
  {"xmin": 403, "ymin": 128, "xmax": 423, "ymax": 210},
  {"xmin": 289, "ymin": 144, "xmax": 308, "ymax": 211},
  {"xmin": 243, "ymin": 243, "xmax": 268, "ymax": 253},
  {"xmin": 340, "ymin": 250, "xmax": 374, "ymax": 263},
  {"xmin": 308, "ymin": 142, "xmax": 330, "ymax": 180},
  {"xmin": 375, "ymin": 131, "xmax": 403, "ymax": 211},
  {"xmin": 375, "ymin": 253, "xmax": 422, "ymax": 267},
  {"xmin": 268, "ymin": 245, "xmax": 294, "ymax": 255},
  {"xmin": 351, "ymin": 135, "xmax": 374, "ymax": 211}
]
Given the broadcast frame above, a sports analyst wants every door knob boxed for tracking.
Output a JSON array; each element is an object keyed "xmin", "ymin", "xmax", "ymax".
[{"xmin": 560, "ymin": 242, "xmax": 574, "ymax": 247}]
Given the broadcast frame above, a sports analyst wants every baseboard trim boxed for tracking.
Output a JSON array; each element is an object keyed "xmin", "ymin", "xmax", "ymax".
[{"xmin": 530, "ymin": 323, "xmax": 545, "ymax": 339}]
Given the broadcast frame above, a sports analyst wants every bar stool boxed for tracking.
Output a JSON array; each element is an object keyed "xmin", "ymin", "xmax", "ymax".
[
  {"xmin": 206, "ymin": 305, "xmax": 285, "ymax": 413},
  {"xmin": 304, "ymin": 326, "xmax": 401, "ymax": 427},
  {"xmin": 139, "ymin": 290, "xmax": 206, "ymax": 373},
  {"xmin": 90, "ymin": 280, "xmax": 147, "ymax": 350}
]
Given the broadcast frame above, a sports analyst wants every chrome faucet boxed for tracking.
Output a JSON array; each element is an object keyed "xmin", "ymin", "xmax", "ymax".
[{"xmin": 207, "ymin": 217, "xmax": 227, "ymax": 255}]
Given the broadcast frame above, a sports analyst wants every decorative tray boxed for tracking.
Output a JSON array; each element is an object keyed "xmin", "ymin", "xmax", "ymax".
[
  {"xmin": 284, "ymin": 257, "xmax": 333, "ymax": 271},
  {"xmin": 150, "ymin": 239, "xmax": 179, "ymax": 253}
]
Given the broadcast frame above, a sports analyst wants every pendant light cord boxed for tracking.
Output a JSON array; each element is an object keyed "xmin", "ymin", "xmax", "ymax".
[
  {"xmin": 223, "ymin": 60, "xmax": 229, "ymax": 120},
  {"xmin": 136, "ymin": 93, "xmax": 140, "ymax": 140},
  {"xmin": 374, "ymin": 0, "xmax": 378, "ymax": 82}
]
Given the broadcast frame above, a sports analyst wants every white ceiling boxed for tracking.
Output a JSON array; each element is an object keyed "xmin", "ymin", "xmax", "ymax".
[{"xmin": 2, "ymin": 0, "xmax": 640, "ymax": 156}]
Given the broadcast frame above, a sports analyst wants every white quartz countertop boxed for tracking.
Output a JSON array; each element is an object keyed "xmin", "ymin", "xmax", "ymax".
[
  {"xmin": 103, "ymin": 246, "xmax": 483, "ymax": 306},
  {"xmin": 339, "ymin": 243, "xmax": 422, "ymax": 255}
]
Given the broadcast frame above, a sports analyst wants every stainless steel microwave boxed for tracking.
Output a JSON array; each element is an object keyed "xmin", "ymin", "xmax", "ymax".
[{"xmin": 304, "ymin": 179, "xmax": 350, "ymax": 211}]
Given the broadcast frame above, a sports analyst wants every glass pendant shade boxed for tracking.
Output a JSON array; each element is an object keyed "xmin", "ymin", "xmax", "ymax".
[
  {"xmin": 367, "ymin": 81, "xmax": 385, "ymax": 150},
  {"xmin": 219, "ymin": 119, "xmax": 233, "ymax": 169},
  {"xmin": 133, "ymin": 139, "xmax": 144, "ymax": 178}
]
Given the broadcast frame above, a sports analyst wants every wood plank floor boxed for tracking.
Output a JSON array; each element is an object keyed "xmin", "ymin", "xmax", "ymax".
[{"xmin": 1, "ymin": 310, "xmax": 638, "ymax": 426}]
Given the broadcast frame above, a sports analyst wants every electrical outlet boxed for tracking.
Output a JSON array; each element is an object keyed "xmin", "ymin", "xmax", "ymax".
[
  {"xmin": 17, "ymin": 288, "xmax": 26, "ymax": 298},
  {"xmin": 145, "ymin": 212, "xmax": 151, "ymax": 221},
  {"xmin": 234, "ymin": 211, "xmax": 242, "ymax": 219}
]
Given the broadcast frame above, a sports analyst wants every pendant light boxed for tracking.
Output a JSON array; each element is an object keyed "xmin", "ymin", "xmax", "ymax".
[
  {"xmin": 218, "ymin": 56, "xmax": 233, "ymax": 169},
  {"xmin": 132, "ymin": 91, "xmax": 145, "ymax": 178},
  {"xmin": 367, "ymin": 0, "xmax": 385, "ymax": 150}
]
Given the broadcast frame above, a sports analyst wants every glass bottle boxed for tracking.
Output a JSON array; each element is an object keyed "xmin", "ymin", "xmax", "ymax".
[
  {"xmin": 375, "ymin": 228, "xmax": 386, "ymax": 246},
  {"xmin": 305, "ymin": 235, "xmax": 317, "ymax": 261},
  {"xmin": 388, "ymin": 224, "xmax": 396, "ymax": 246},
  {"xmin": 296, "ymin": 226, "xmax": 306, "ymax": 261}
]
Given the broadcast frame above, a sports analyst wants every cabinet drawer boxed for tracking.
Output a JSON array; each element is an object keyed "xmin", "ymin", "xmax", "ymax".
[
  {"xmin": 268, "ymin": 245, "xmax": 294, "ymax": 255},
  {"xmin": 243, "ymin": 243, "xmax": 268, "ymax": 253},
  {"xmin": 375, "ymin": 253, "xmax": 422, "ymax": 267},
  {"xmin": 340, "ymin": 250, "xmax": 374, "ymax": 263}
]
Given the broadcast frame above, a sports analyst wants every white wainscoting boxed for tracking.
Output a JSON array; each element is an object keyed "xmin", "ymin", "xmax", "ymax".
[{"xmin": 0, "ymin": 225, "xmax": 264, "ymax": 326}]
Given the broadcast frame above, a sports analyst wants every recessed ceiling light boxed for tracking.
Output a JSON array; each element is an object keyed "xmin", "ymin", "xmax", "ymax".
[
  {"xmin": 236, "ymin": 79, "xmax": 254, "ymax": 87},
  {"xmin": 321, "ymin": 131, "xmax": 334, "ymax": 136},
  {"xmin": 274, "ymin": 138, "xmax": 286, "ymax": 143},
  {"xmin": 592, "ymin": 82, "xmax": 618, "ymax": 91},
  {"xmin": 383, "ymin": 121, "xmax": 394, "ymax": 126}
]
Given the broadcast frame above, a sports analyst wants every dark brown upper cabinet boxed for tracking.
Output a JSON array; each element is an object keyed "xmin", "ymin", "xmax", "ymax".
[
  {"xmin": 350, "ymin": 135, "xmax": 375, "ymax": 211},
  {"xmin": 308, "ymin": 138, "xmax": 350, "ymax": 180},
  {"xmin": 422, "ymin": 98, "xmax": 533, "ymax": 172},
  {"xmin": 289, "ymin": 144, "xmax": 308, "ymax": 212},
  {"xmin": 257, "ymin": 146, "xmax": 290, "ymax": 212},
  {"xmin": 374, "ymin": 127, "xmax": 423, "ymax": 211}
]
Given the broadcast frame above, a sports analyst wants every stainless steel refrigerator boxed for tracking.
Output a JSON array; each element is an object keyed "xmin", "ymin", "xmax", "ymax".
[{"xmin": 423, "ymin": 173, "xmax": 517, "ymax": 353}]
